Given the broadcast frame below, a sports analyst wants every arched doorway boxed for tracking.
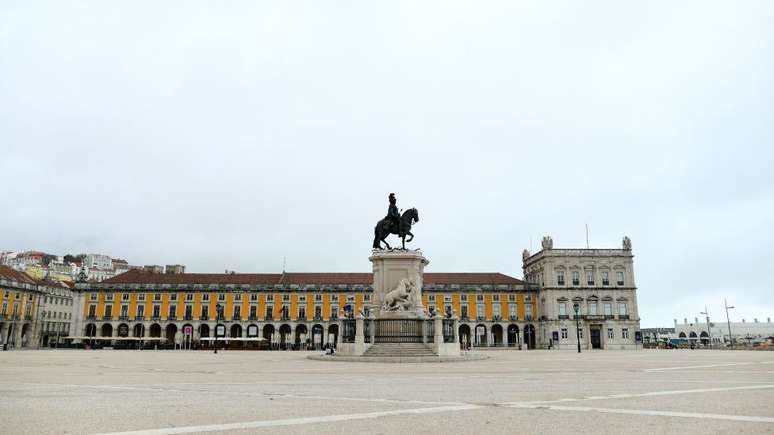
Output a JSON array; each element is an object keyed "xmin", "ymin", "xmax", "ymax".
[
  {"xmin": 85, "ymin": 323, "xmax": 97, "ymax": 337},
  {"xmin": 230, "ymin": 324, "xmax": 242, "ymax": 338},
  {"xmin": 524, "ymin": 324, "xmax": 536, "ymax": 349},
  {"xmin": 491, "ymin": 324, "xmax": 504, "ymax": 347},
  {"xmin": 262, "ymin": 324, "xmax": 275, "ymax": 345},
  {"xmin": 679, "ymin": 332, "xmax": 686, "ymax": 338},
  {"xmin": 165, "ymin": 324, "xmax": 178, "ymax": 345},
  {"xmin": 459, "ymin": 324, "xmax": 471, "ymax": 349},
  {"xmin": 279, "ymin": 324, "xmax": 292, "ymax": 349},
  {"xmin": 101, "ymin": 323, "xmax": 113, "ymax": 337},
  {"xmin": 295, "ymin": 324, "xmax": 308, "ymax": 349},
  {"xmin": 700, "ymin": 331, "xmax": 709, "ymax": 346},
  {"xmin": 311, "ymin": 324, "xmax": 324, "ymax": 350},
  {"xmin": 132, "ymin": 324, "xmax": 144, "ymax": 338},
  {"xmin": 507, "ymin": 324, "xmax": 520, "ymax": 347},
  {"xmin": 328, "ymin": 324, "xmax": 339, "ymax": 347},
  {"xmin": 149, "ymin": 323, "xmax": 162, "ymax": 338},
  {"xmin": 117, "ymin": 323, "xmax": 129, "ymax": 338},
  {"xmin": 20, "ymin": 324, "xmax": 31, "ymax": 347},
  {"xmin": 474, "ymin": 324, "xmax": 487, "ymax": 347}
]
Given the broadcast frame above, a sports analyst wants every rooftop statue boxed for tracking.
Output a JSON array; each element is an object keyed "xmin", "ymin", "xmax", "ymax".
[{"xmin": 372, "ymin": 193, "xmax": 419, "ymax": 250}]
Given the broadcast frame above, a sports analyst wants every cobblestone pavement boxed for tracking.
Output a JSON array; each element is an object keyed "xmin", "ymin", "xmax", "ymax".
[{"xmin": 1, "ymin": 349, "xmax": 773, "ymax": 434}]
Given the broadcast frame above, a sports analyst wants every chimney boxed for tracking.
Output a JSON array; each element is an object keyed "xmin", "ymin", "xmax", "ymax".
[
  {"xmin": 143, "ymin": 265, "xmax": 163, "ymax": 274},
  {"xmin": 165, "ymin": 265, "xmax": 185, "ymax": 274}
]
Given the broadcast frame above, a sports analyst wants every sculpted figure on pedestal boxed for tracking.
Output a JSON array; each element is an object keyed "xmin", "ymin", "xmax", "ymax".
[
  {"xmin": 381, "ymin": 277, "xmax": 418, "ymax": 311},
  {"xmin": 373, "ymin": 193, "xmax": 420, "ymax": 250}
]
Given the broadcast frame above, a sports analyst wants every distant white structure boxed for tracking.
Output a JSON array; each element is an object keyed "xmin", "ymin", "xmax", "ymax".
[
  {"xmin": 672, "ymin": 317, "xmax": 774, "ymax": 345},
  {"xmin": 83, "ymin": 254, "xmax": 112, "ymax": 270}
]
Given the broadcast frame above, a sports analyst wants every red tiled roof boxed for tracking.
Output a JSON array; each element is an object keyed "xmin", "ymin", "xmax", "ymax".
[
  {"xmin": 101, "ymin": 269, "xmax": 523, "ymax": 285},
  {"xmin": 0, "ymin": 265, "xmax": 37, "ymax": 284}
]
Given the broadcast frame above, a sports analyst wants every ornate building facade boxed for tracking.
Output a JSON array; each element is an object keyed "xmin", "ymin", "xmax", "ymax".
[
  {"xmin": 522, "ymin": 236, "xmax": 640, "ymax": 350},
  {"xmin": 71, "ymin": 269, "xmax": 541, "ymax": 349},
  {"xmin": 69, "ymin": 238, "xmax": 640, "ymax": 350}
]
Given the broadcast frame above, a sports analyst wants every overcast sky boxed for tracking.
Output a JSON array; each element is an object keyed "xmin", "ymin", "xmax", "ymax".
[{"xmin": 2, "ymin": 2, "xmax": 773, "ymax": 327}]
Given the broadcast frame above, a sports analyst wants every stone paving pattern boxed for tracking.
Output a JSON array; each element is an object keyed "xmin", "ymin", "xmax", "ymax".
[{"xmin": 1, "ymin": 349, "xmax": 773, "ymax": 434}]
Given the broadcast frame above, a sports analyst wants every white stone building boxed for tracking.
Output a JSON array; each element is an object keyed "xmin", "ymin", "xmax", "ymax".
[
  {"xmin": 673, "ymin": 317, "xmax": 774, "ymax": 346},
  {"xmin": 522, "ymin": 236, "xmax": 640, "ymax": 350}
]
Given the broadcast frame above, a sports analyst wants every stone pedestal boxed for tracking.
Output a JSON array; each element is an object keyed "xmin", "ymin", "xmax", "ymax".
[{"xmin": 369, "ymin": 249, "xmax": 429, "ymax": 319}]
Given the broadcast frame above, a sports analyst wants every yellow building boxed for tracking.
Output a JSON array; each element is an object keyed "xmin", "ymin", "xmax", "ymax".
[
  {"xmin": 0, "ymin": 265, "xmax": 42, "ymax": 348},
  {"xmin": 72, "ymin": 269, "xmax": 539, "ymax": 349}
]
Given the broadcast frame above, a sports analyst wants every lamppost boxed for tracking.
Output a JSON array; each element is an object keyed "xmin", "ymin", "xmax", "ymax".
[
  {"xmin": 214, "ymin": 303, "xmax": 222, "ymax": 354},
  {"xmin": 724, "ymin": 299, "xmax": 735, "ymax": 347},
  {"xmin": 573, "ymin": 303, "xmax": 581, "ymax": 353},
  {"xmin": 700, "ymin": 306, "xmax": 712, "ymax": 349}
]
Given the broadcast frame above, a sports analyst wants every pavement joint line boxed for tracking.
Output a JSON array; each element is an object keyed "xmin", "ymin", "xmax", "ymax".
[
  {"xmin": 506, "ymin": 404, "xmax": 774, "ymax": 423},
  {"xmin": 644, "ymin": 362, "xmax": 755, "ymax": 372},
  {"xmin": 496, "ymin": 384, "xmax": 774, "ymax": 406},
  {"xmin": 88, "ymin": 404, "xmax": 485, "ymax": 435},
  {"xmin": 15, "ymin": 383, "xmax": 463, "ymax": 407}
]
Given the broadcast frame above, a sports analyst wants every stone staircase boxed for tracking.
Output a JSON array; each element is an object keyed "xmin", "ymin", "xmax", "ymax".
[{"xmin": 362, "ymin": 343, "xmax": 436, "ymax": 357}]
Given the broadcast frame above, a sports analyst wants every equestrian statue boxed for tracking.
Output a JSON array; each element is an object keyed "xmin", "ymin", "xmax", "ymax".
[{"xmin": 372, "ymin": 193, "xmax": 419, "ymax": 250}]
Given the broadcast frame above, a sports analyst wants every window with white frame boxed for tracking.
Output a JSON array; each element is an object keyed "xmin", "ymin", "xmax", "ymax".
[
  {"xmin": 492, "ymin": 303, "xmax": 500, "ymax": 318},
  {"xmin": 572, "ymin": 271, "xmax": 580, "ymax": 286},
  {"xmin": 202, "ymin": 293, "xmax": 210, "ymax": 301},
  {"xmin": 106, "ymin": 293, "xmax": 113, "ymax": 301},
  {"xmin": 299, "ymin": 295, "xmax": 306, "ymax": 303},
  {"xmin": 557, "ymin": 271, "xmax": 565, "ymax": 286},
  {"xmin": 250, "ymin": 293, "xmax": 257, "ymax": 301},
  {"xmin": 186, "ymin": 293, "xmax": 194, "ymax": 301},
  {"xmin": 266, "ymin": 293, "xmax": 274, "ymax": 301},
  {"xmin": 122, "ymin": 293, "xmax": 129, "ymax": 301},
  {"xmin": 601, "ymin": 271, "xmax": 609, "ymax": 286},
  {"xmin": 315, "ymin": 294, "xmax": 322, "ymax": 302},
  {"xmin": 607, "ymin": 328, "xmax": 614, "ymax": 339},
  {"xmin": 235, "ymin": 293, "xmax": 242, "ymax": 301},
  {"xmin": 218, "ymin": 293, "xmax": 225, "ymax": 301},
  {"xmin": 622, "ymin": 328, "xmax": 629, "ymax": 339},
  {"xmin": 616, "ymin": 271, "xmax": 624, "ymax": 286},
  {"xmin": 493, "ymin": 294, "xmax": 500, "ymax": 302},
  {"xmin": 138, "ymin": 293, "xmax": 145, "ymax": 301},
  {"xmin": 561, "ymin": 328, "xmax": 568, "ymax": 339},
  {"xmin": 589, "ymin": 302, "xmax": 598, "ymax": 315},
  {"xmin": 90, "ymin": 293, "xmax": 97, "ymax": 301},
  {"xmin": 461, "ymin": 294, "xmax": 468, "ymax": 302},
  {"xmin": 154, "ymin": 293, "xmax": 161, "ymax": 301},
  {"xmin": 604, "ymin": 303, "xmax": 612, "ymax": 316},
  {"xmin": 558, "ymin": 303, "xmax": 567, "ymax": 316},
  {"xmin": 619, "ymin": 303, "xmax": 627, "ymax": 315},
  {"xmin": 525, "ymin": 303, "xmax": 533, "ymax": 320},
  {"xmin": 586, "ymin": 270, "xmax": 594, "ymax": 286}
]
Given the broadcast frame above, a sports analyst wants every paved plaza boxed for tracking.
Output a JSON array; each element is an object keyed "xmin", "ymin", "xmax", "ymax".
[{"xmin": 1, "ymin": 350, "xmax": 773, "ymax": 434}]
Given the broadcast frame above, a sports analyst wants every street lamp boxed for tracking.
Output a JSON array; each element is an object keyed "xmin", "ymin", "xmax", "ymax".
[
  {"xmin": 214, "ymin": 303, "xmax": 222, "ymax": 354},
  {"xmin": 573, "ymin": 303, "xmax": 581, "ymax": 353},
  {"xmin": 700, "ymin": 306, "xmax": 712, "ymax": 349},
  {"xmin": 724, "ymin": 299, "xmax": 735, "ymax": 347}
]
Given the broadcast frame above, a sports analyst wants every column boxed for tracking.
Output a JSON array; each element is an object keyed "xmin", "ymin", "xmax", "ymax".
[
  {"xmin": 355, "ymin": 315, "xmax": 364, "ymax": 346},
  {"xmin": 434, "ymin": 315, "xmax": 443, "ymax": 345}
]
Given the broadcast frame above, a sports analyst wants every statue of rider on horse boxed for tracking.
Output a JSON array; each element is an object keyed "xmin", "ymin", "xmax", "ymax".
[{"xmin": 373, "ymin": 193, "xmax": 419, "ymax": 250}]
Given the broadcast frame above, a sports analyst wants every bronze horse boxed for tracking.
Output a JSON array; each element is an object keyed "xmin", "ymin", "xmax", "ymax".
[{"xmin": 373, "ymin": 208, "xmax": 419, "ymax": 250}]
